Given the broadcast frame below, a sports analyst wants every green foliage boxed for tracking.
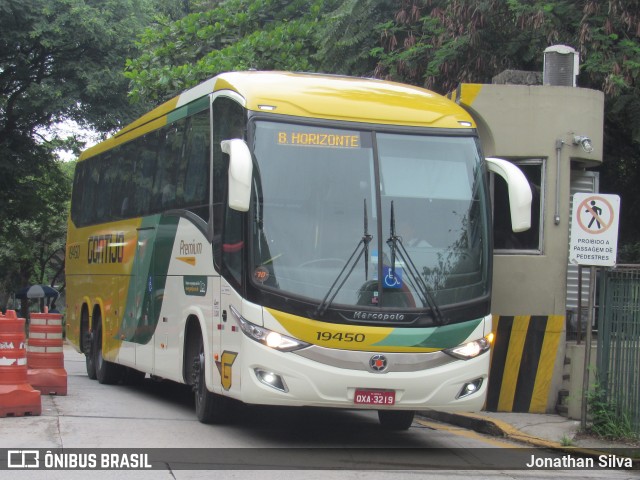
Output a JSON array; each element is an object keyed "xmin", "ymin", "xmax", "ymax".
[
  {"xmin": 0, "ymin": 0, "xmax": 158, "ymax": 303},
  {"xmin": 559, "ymin": 435, "xmax": 574, "ymax": 447},
  {"xmin": 0, "ymin": 0, "xmax": 156, "ymax": 133},
  {"xmin": 373, "ymin": 0, "xmax": 640, "ymax": 246},
  {"xmin": 313, "ymin": 0, "xmax": 395, "ymax": 75},
  {"xmin": 0, "ymin": 158, "xmax": 72, "ymax": 307},
  {"xmin": 125, "ymin": 0, "xmax": 333, "ymax": 103},
  {"xmin": 373, "ymin": 0, "xmax": 581, "ymax": 91},
  {"xmin": 587, "ymin": 384, "xmax": 639, "ymax": 441},
  {"xmin": 617, "ymin": 241, "xmax": 640, "ymax": 264}
]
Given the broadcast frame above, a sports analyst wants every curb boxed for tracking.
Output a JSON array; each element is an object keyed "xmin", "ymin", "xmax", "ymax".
[{"xmin": 418, "ymin": 410, "xmax": 640, "ymax": 467}]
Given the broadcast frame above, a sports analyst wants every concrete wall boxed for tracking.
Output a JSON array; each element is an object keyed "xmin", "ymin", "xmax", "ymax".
[{"xmin": 450, "ymin": 83, "xmax": 604, "ymax": 413}]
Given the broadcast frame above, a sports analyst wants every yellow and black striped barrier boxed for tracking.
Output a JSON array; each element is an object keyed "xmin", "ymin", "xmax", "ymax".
[{"xmin": 486, "ymin": 315, "xmax": 564, "ymax": 413}]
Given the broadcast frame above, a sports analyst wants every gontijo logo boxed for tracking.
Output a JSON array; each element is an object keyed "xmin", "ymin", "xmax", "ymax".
[{"xmin": 87, "ymin": 232, "xmax": 125, "ymax": 264}]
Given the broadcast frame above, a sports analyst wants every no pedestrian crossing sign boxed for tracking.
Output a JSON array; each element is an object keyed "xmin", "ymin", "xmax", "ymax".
[{"xmin": 569, "ymin": 193, "xmax": 620, "ymax": 267}]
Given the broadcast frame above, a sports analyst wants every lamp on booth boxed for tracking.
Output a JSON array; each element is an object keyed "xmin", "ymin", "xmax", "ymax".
[{"xmin": 573, "ymin": 135, "xmax": 594, "ymax": 154}]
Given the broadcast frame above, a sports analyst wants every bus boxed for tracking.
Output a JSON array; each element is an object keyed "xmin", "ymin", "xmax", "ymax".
[{"xmin": 66, "ymin": 71, "xmax": 531, "ymax": 430}]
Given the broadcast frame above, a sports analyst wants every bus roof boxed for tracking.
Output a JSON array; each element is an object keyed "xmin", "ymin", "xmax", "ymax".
[{"xmin": 81, "ymin": 71, "xmax": 475, "ymax": 160}]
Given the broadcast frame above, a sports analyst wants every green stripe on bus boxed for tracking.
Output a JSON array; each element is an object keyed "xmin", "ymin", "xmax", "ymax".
[
  {"xmin": 167, "ymin": 96, "xmax": 210, "ymax": 124},
  {"xmin": 120, "ymin": 214, "xmax": 179, "ymax": 345},
  {"xmin": 373, "ymin": 318, "xmax": 482, "ymax": 349}
]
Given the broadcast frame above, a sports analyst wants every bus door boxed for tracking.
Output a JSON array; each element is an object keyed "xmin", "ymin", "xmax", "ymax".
[
  {"xmin": 126, "ymin": 226, "xmax": 156, "ymax": 372},
  {"xmin": 217, "ymin": 278, "xmax": 243, "ymax": 397}
]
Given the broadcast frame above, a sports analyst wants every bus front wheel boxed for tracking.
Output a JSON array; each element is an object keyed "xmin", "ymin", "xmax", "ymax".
[
  {"xmin": 192, "ymin": 335, "xmax": 233, "ymax": 424},
  {"xmin": 378, "ymin": 410, "xmax": 415, "ymax": 431}
]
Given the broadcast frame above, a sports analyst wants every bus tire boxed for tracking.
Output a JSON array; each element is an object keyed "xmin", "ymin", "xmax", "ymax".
[
  {"xmin": 82, "ymin": 307, "xmax": 97, "ymax": 380},
  {"xmin": 378, "ymin": 410, "xmax": 415, "ymax": 431},
  {"xmin": 93, "ymin": 313, "xmax": 123, "ymax": 385},
  {"xmin": 192, "ymin": 334, "xmax": 233, "ymax": 424}
]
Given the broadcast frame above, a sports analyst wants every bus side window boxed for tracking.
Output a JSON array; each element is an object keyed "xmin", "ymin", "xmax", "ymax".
[
  {"xmin": 211, "ymin": 96, "xmax": 246, "ymax": 283},
  {"xmin": 86, "ymin": 158, "xmax": 101, "ymax": 224},
  {"xmin": 71, "ymin": 161, "xmax": 88, "ymax": 226},
  {"xmin": 183, "ymin": 110, "xmax": 210, "ymax": 220},
  {"xmin": 154, "ymin": 121, "xmax": 184, "ymax": 211},
  {"xmin": 133, "ymin": 132, "xmax": 158, "ymax": 217}
]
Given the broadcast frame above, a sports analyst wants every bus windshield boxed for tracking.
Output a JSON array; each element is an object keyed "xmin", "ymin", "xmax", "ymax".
[{"xmin": 250, "ymin": 120, "xmax": 490, "ymax": 315}]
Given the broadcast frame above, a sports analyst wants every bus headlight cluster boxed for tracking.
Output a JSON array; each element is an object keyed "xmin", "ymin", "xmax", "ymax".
[
  {"xmin": 230, "ymin": 306, "xmax": 310, "ymax": 352},
  {"xmin": 444, "ymin": 333, "xmax": 493, "ymax": 360}
]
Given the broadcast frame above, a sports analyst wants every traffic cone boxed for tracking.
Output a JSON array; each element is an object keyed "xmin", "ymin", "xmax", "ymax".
[
  {"xmin": 27, "ymin": 308, "xmax": 67, "ymax": 395},
  {"xmin": 0, "ymin": 310, "xmax": 41, "ymax": 417}
]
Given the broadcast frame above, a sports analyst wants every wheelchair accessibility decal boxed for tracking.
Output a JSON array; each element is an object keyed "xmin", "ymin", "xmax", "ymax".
[{"xmin": 383, "ymin": 266, "xmax": 403, "ymax": 289}]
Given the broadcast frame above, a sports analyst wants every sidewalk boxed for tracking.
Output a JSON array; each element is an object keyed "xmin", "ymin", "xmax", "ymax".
[{"xmin": 420, "ymin": 409, "xmax": 639, "ymax": 464}]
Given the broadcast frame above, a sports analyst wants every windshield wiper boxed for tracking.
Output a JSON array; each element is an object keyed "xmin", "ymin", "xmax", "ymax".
[
  {"xmin": 386, "ymin": 201, "xmax": 444, "ymax": 324},
  {"xmin": 315, "ymin": 199, "xmax": 372, "ymax": 318}
]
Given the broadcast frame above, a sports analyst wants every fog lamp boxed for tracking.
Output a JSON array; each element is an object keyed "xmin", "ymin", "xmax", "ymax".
[
  {"xmin": 254, "ymin": 368, "xmax": 288, "ymax": 392},
  {"xmin": 457, "ymin": 378, "xmax": 483, "ymax": 399}
]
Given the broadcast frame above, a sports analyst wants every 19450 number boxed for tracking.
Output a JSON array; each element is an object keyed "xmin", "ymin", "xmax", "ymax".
[{"xmin": 316, "ymin": 331, "xmax": 365, "ymax": 342}]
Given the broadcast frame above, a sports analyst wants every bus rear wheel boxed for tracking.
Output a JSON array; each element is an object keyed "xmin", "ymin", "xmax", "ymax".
[
  {"xmin": 192, "ymin": 335, "xmax": 233, "ymax": 424},
  {"xmin": 378, "ymin": 410, "xmax": 415, "ymax": 431},
  {"xmin": 82, "ymin": 308, "xmax": 97, "ymax": 380},
  {"xmin": 93, "ymin": 314, "xmax": 123, "ymax": 385}
]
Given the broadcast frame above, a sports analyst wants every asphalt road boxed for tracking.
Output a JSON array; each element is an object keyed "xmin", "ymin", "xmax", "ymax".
[{"xmin": 1, "ymin": 344, "xmax": 637, "ymax": 479}]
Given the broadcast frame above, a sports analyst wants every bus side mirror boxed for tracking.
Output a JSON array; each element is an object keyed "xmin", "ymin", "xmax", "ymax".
[
  {"xmin": 486, "ymin": 157, "xmax": 532, "ymax": 232},
  {"xmin": 221, "ymin": 139, "xmax": 253, "ymax": 212}
]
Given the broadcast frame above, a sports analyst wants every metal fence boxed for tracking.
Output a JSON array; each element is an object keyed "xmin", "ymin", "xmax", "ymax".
[{"xmin": 597, "ymin": 265, "xmax": 640, "ymax": 436}]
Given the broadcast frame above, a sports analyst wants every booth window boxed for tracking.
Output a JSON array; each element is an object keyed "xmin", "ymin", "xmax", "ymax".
[{"xmin": 490, "ymin": 159, "xmax": 544, "ymax": 254}]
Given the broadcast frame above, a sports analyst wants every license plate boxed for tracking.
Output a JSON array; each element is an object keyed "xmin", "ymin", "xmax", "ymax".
[{"xmin": 354, "ymin": 389, "xmax": 395, "ymax": 405}]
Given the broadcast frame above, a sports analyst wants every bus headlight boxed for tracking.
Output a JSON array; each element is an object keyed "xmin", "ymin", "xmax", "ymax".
[
  {"xmin": 230, "ymin": 305, "xmax": 310, "ymax": 352},
  {"xmin": 444, "ymin": 334, "xmax": 492, "ymax": 360}
]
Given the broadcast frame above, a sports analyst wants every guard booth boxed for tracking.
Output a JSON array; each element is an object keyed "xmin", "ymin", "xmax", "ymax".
[{"xmin": 449, "ymin": 50, "xmax": 605, "ymax": 413}]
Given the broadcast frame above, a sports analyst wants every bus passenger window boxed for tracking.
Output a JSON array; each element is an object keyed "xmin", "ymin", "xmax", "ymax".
[{"xmin": 183, "ymin": 110, "xmax": 210, "ymax": 220}]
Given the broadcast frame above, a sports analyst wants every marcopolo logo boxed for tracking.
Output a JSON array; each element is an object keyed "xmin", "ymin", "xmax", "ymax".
[{"xmin": 352, "ymin": 311, "xmax": 405, "ymax": 321}]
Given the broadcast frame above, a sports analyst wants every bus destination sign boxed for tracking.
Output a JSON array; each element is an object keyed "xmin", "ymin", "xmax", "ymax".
[{"xmin": 277, "ymin": 131, "xmax": 360, "ymax": 148}]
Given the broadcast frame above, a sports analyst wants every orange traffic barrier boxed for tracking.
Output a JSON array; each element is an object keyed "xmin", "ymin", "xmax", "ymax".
[
  {"xmin": 0, "ymin": 310, "xmax": 42, "ymax": 417},
  {"xmin": 27, "ymin": 308, "xmax": 68, "ymax": 395}
]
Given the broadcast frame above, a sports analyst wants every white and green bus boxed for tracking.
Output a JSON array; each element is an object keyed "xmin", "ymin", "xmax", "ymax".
[{"xmin": 66, "ymin": 71, "xmax": 531, "ymax": 429}]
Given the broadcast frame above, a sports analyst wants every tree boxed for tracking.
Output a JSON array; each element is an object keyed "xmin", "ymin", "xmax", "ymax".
[
  {"xmin": 373, "ymin": 0, "xmax": 640, "ymax": 251},
  {"xmin": 0, "ymin": 0, "xmax": 156, "ymax": 224},
  {"xmin": 0, "ymin": 0, "xmax": 158, "ymax": 304},
  {"xmin": 0, "ymin": 158, "xmax": 72, "ymax": 309},
  {"xmin": 313, "ymin": 0, "xmax": 395, "ymax": 75},
  {"xmin": 125, "ymin": 0, "xmax": 340, "ymax": 103},
  {"xmin": 125, "ymin": 0, "xmax": 403, "ymax": 103}
]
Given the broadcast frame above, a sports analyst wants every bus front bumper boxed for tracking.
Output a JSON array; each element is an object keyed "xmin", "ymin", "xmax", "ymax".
[{"xmin": 231, "ymin": 338, "xmax": 490, "ymax": 412}]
